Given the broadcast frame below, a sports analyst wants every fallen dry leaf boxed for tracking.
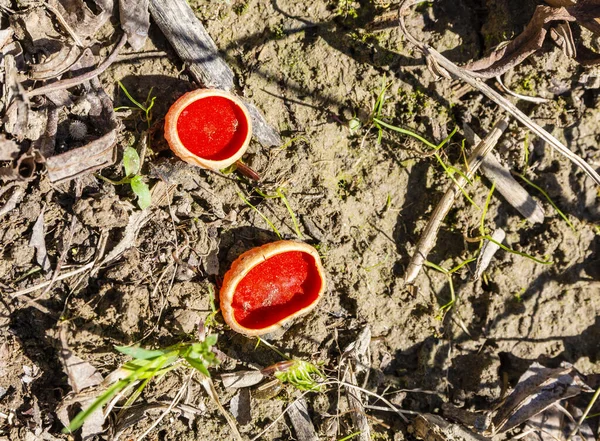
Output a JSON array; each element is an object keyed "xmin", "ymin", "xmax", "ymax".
[
  {"xmin": 29, "ymin": 209, "xmax": 51, "ymax": 272},
  {"xmin": 491, "ymin": 362, "xmax": 592, "ymax": 434},
  {"xmin": 229, "ymin": 388, "xmax": 251, "ymax": 426},
  {"xmin": 221, "ymin": 370, "xmax": 265, "ymax": 389},
  {"xmin": 465, "ymin": 0, "xmax": 600, "ymax": 78},
  {"xmin": 48, "ymin": 0, "xmax": 112, "ymax": 41},
  {"xmin": 119, "ymin": 0, "xmax": 150, "ymax": 50},
  {"xmin": 59, "ymin": 329, "xmax": 104, "ymax": 394},
  {"xmin": 56, "ymin": 327, "xmax": 105, "ymax": 440}
]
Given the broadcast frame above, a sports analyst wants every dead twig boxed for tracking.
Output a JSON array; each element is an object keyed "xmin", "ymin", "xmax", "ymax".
[
  {"xmin": 26, "ymin": 34, "xmax": 127, "ymax": 98},
  {"xmin": 399, "ymin": 0, "xmax": 600, "ymax": 187},
  {"xmin": 463, "ymin": 124, "xmax": 545, "ymax": 224},
  {"xmin": 11, "ymin": 261, "xmax": 96, "ymax": 298},
  {"xmin": 404, "ymin": 118, "xmax": 509, "ymax": 285}
]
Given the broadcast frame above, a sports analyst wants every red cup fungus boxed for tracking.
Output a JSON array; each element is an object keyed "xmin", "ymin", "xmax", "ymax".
[
  {"xmin": 164, "ymin": 89, "xmax": 252, "ymax": 170},
  {"xmin": 220, "ymin": 240, "xmax": 326, "ymax": 336}
]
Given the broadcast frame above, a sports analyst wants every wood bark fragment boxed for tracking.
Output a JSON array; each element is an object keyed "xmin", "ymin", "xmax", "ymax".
[
  {"xmin": 404, "ymin": 118, "xmax": 509, "ymax": 285},
  {"xmin": 45, "ymin": 128, "xmax": 117, "ymax": 183},
  {"xmin": 288, "ymin": 398, "xmax": 319, "ymax": 441},
  {"xmin": 149, "ymin": 0, "xmax": 282, "ymax": 147},
  {"xmin": 463, "ymin": 124, "xmax": 545, "ymax": 224},
  {"xmin": 119, "ymin": 0, "xmax": 150, "ymax": 50},
  {"xmin": 474, "ymin": 228, "xmax": 506, "ymax": 281}
]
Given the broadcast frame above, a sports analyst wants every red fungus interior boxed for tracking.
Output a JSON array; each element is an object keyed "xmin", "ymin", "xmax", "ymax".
[
  {"xmin": 176, "ymin": 95, "xmax": 249, "ymax": 161},
  {"xmin": 231, "ymin": 251, "xmax": 322, "ymax": 330}
]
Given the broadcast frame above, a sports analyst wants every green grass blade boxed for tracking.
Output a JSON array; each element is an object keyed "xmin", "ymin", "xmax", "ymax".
[
  {"xmin": 237, "ymin": 192, "xmax": 281, "ymax": 239},
  {"xmin": 480, "ymin": 181, "xmax": 496, "ymax": 236},
  {"xmin": 372, "ymin": 118, "xmax": 438, "ymax": 149},
  {"xmin": 485, "ymin": 235, "xmax": 552, "ymax": 265},
  {"xmin": 515, "ymin": 173, "xmax": 575, "ymax": 232},
  {"xmin": 424, "ymin": 260, "xmax": 448, "ymax": 274},
  {"xmin": 64, "ymin": 379, "xmax": 128, "ymax": 433},
  {"xmin": 433, "ymin": 154, "xmax": 479, "ymax": 209},
  {"xmin": 115, "ymin": 345, "xmax": 167, "ymax": 360},
  {"xmin": 118, "ymin": 81, "xmax": 147, "ymax": 112},
  {"xmin": 448, "ymin": 256, "xmax": 477, "ymax": 274},
  {"xmin": 276, "ymin": 188, "xmax": 303, "ymax": 239}
]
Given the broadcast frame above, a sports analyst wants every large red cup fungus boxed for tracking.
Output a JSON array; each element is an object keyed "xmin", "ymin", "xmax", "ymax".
[
  {"xmin": 164, "ymin": 89, "xmax": 252, "ymax": 170},
  {"xmin": 220, "ymin": 240, "xmax": 326, "ymax": 336}
]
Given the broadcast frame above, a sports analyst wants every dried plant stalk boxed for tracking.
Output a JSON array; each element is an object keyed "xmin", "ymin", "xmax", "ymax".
[{"xmin": 404, "ymin": 119, "xmax": 509, "ymax": 285}]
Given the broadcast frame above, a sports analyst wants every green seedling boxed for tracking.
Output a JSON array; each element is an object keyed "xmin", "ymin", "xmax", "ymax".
[
  {"xmin": 64, "ymin": 337, "xmax": 219, "ymax": 434},
  {"xmin": 100, "ymin": 81, "xmax": 156, "ymax": 209},
  {"xmin": 257, "ymin": 338, "xmax": 325, "ymax": 392},
  {"xmin": 273, "ymin": 359, "xmax": 325, "ymax": 392},
  {"xmin": 204, "ymin": 284, "xmax": 220, "ymax": 329},
  {"xmin": 366, "ymin": 79, "xmax": 477, "ymax": 208},
  {"xmin": 476, "ymin": 182, "xmax": 552, "ymax": 265},
  {"xmin": 115, "ymin": 81, "xmax": 156, "ymax": 131},
  {"xmin": 98, "ymin": 146, "xmax": 151, "ymax": 209},
  {"xmin": 425, "ymin": 257, "xmax": 476, "ymax": 319}
]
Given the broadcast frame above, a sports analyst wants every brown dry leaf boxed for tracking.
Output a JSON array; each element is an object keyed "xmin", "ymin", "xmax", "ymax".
[
  {"xmin": 10, "ymin": 7, "xmax": 63, "ymax": 53},
  {"xmin": 491, "ymin": 362, "xmax": 592, "ymax": 434},
  {"xmin": 199, "ymin": 376, "xmax": 243, "ymax": 441},
  {"xmin": 465, "ymin": 6, "xmax": 575, "ymax": 78},
  {"xmin": 526, "ymin": 403, "xmax": 595, "ymax": 441},
  {"xmin": 465, "ymin": 0, "xmax": 600, "ymax": 78},
  {"xmin": 119, "ymin": 0, "xmax": 150, "ymax": 50},
  {"xmin": 3, "ymin": 54, "xmax": 29, "ymax": 141},
  {"xmin": 29, "ymin": 209, "xmax": 51, "ymax": 272},
  {"xmin": 29, "ymin": 44, "xmax": 82, "ymax": 81},
  {"xmin": 0, "ymin": 28, "xmax": 13, "ymax": 49},
  {"xmin": 59, "ymin": 327, "xmax": 104, "ymax": 394},
  {"xmin": 412, "ymin": 414, "xmax": 489, "ymax": 441},
  {"xmin": 0, "ymin": 185, "xmax": 25, "ymax": 218},
  {"xmin": 48, "ymin": 0, "xmax": 112, "ymax": 41},
  {"xmin": 56, "ymin": 327, "xmax": 105, "ymax": 440}
]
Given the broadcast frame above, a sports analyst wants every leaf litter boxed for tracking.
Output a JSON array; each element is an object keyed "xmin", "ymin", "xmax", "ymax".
[{"xmin": 1, "ymin": 0, "xmax": 600, "ymax": 440}]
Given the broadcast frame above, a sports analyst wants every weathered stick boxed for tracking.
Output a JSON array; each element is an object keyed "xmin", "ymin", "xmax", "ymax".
[
  {"xmin": 404, "ymin": 118, "xmax": 509, "ymax": 285},
  {"xmin": 399, "ymin": 0, "xmax": 600, "ymax": 187},
  {"xmin": 149, "ymin": 0, "xmax": 282, "ymax": 147},
  {"xmin": 27, "ymin": 34, "xmax": 127, "ymax": 98},
  {"xmin": 463, "ymin": 124, "xmax": 545, "ymax": 224}
]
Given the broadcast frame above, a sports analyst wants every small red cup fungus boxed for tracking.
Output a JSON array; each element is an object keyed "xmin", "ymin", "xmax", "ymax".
[
  {"xmin": 220, "ymin": 240, "xmax": 326, "ymax": 336},
  {"xmin": 164, "ymin": 89, "xmax": 252, "ymax": 170}
]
